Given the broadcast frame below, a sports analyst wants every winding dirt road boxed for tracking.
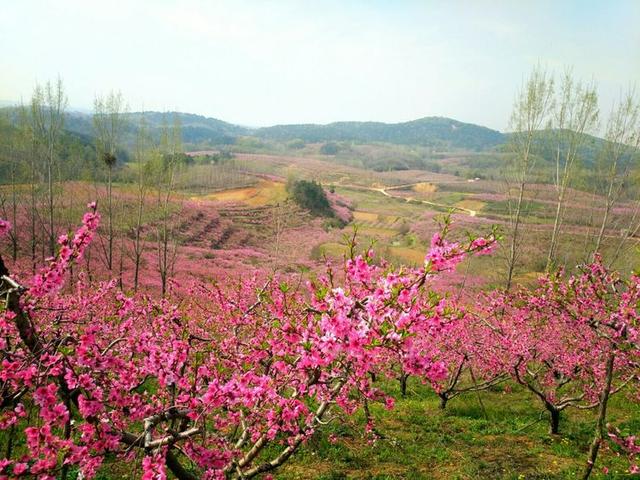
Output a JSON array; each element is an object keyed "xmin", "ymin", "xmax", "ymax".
[{"xmin": 333, "ymin": 182, "xmax": 478, "ymax": 217}]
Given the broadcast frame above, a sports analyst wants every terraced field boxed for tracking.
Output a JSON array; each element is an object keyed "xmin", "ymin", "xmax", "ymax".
[{"xmin": 50, "ymin": 152, "xmax": 637, "ymax": 294}]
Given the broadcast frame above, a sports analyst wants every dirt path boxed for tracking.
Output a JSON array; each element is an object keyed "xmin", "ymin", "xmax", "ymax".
[{"xmin": 334, "ymin": 182, "xmax": 477, "ymax": 217}]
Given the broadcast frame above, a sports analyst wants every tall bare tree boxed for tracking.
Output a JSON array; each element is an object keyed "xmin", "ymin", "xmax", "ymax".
[
  {"xmin": 545, "ymin": 72, "xmax": 599, "ymax": 271},
  {"xmin": 590, "ymin": 89, "xmax": 640, "ymax": 256},
  {"xmin": 29, "ymin": 77, "xmax": 67, "ymax": 256},
  {"xmin": 93, "ymin": 91, "xmax": 127, "ymax": 271},
  {"xmin": 16, "ymin": 103, "xmax": 41, "ymax": 271},
  {"xmin": 607, "ymin": 157, "xmax": 640, "ymax": 266},
  {"xmin": 504, "ymin": 67, "xmax": 555, "ymax": 290},
  {"xmin": 156, "ymin": 113, "xmax": 182, "ymax": 297},
  {"xmin": 0, "ymin": 110, "xmax": 22, "ymax": 261},
  {"xmin": 131, "ymin": 114, "xmax": 151, "ymax": 292}
]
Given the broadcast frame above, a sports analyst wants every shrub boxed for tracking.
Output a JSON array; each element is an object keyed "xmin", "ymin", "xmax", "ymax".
[
  {"xmin": 288, "ymin": 179, "xmax": 333, "ymax": 217},
  {"xmin": 320, "ymin": 142, "xmax": 339, "ymax": 155}
]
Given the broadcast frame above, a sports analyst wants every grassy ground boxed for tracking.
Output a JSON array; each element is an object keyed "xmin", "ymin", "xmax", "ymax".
[
  {"xmin": 278, "ymin": 380, "xmax": 640, "ymax": 480},
  {"xmin": 1, "ymin": 371, "xmax": 636, "ymax": 479}
]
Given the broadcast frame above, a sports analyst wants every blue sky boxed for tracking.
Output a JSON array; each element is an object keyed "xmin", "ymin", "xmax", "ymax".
[{"xmin": 1, "ymin": 0, "xmax": 638, "ymax": 130}]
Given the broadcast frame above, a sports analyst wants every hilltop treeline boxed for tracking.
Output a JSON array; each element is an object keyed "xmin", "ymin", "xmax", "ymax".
[{"xmin": 1, "ymin": 108, "xmax": 506, "ymax": 152}]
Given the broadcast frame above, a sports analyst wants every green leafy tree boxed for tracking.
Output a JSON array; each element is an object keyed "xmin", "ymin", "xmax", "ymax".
[
  {"xmin": 288, "ymin": 180, "xmax": 333, "ymax": 217},
  {"xmin": 320, "ymin": 142, "xmax": 339, "ymax": 155}
]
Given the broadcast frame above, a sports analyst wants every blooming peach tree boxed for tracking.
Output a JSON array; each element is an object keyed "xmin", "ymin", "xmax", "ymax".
[
  {"xmin": 608, "ymin": 427, "xmax": 640, "ymax": 475},
  {"xmin": 0, "ymin": 205, "xmax": 495, "ymax": 479},
  {"xmin": 480, "ymin": 258, "xmax": 639, "ymax": 477}
]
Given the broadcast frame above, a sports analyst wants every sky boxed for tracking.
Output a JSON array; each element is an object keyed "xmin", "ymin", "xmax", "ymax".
[{"xmin": 1, "ymin": 0, "xmax": 638, "ymax": 131}]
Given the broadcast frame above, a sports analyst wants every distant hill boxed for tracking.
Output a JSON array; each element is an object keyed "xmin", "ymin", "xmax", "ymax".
[
  {"xmin": 254, "ymin": 117, "xmax": 506, "ymax": 150},
  {"xmin": 0, "ymin": 117, "xmax": 100, "ymax": 180},
  {"xmin": 502, "ymin": 129, "xmax": 609, "ymax": 168},
  {"xmin": 1, "ymin": 107, "xmax": 506, "ymax": 151},
  {"xmin": 63, "ymin": 111, "xmax": 249, "ymax": 146}
]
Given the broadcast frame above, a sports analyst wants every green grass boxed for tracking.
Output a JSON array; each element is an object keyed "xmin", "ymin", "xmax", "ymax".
[
  {"xmin": 431, "ymin": 191, "xmax": 466, "ymax": 205},
  {"xmin": 277, "ymin": 379, "xmax": 639, "ymax": 479},
  {"xmin": 336, "ymin": 187, "xmax": 429, "ymax": 218},
  {"xmin": 482, "ymin": 199, "xmax": 548, "ymax": 218}
]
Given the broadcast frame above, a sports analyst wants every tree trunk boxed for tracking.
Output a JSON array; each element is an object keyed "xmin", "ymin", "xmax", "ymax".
[
  {"xmin": 438, "ymin": 393, "xmax": 448, "ymax": 410},
  {"xmin": 47, "ymin": 145, "xmax": 55, "ymax": 257},
  {"xmin": 547, "ymin": 405, "xmax": 560, "ymax": 435},
  {"xmin": 399, "ymin": 373, "xmax": 409, "ymax": 397},
  {"xmin": 133, "ymin": 191, "xmax": 144, "ymax": 292},
  {"xmin": 547, "ymin": 191, "xmax": 564, "ymax": 271},
  {"xmin": 593, "ymin": 204, "xmax": 611, "ymax": 256},
  {"xmin": 582, "ymin": 352, "xmax": 615, "ymax": 479},
  {"xmin": 30, "ymin": 157, "xmax": 37, "ymax": 273},
  {"xmin": 506, "ymin": 181, "xmax": 525, "ymax": 290},
  {"xmin": 107, "ymin": 165, "xmax": 113, "ymax": 271},
  {"xmin": 10, "ymin": 165, "xmax": 18, "ymax": 261},
  {"xmin": 118, "ymin": 240, "xmax": 124, "ymax": 290},
  {"xmin": 165, "ymin": 450, "xmax": 198, "ymax": 480}
]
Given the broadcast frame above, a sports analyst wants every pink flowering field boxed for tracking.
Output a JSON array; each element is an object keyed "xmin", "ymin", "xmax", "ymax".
[{"xmin": 1, "ymin": 156, "xmax": 639, "ymax": 480}]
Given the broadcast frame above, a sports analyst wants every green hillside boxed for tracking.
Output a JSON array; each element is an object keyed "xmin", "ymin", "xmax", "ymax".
[
  {"xmin": 1, "ymin": 108, "xmax": 506, "ymax": 151},
  {"xmin": 255, "ymin": 116, "xmax": 506, "ymax": 150}
]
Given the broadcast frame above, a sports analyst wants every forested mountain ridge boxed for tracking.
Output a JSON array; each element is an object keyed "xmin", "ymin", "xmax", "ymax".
[
  {"xmin": 255, "ymin": 116, "xmax": 506, "ymax": 150},
  {"xmin": 65, "ymin": 111, "xmax": 249, "ymax": 145},
  {"xmin": 1, "ymin": 107, "xmax": 622, "ymax": 171},
  {"xmin": 1, "ymin": 107, "xmax": 506, "ymax": 151},
  {"xmin": 0, "ymin": 108, "xmax": 249, "ymax": 147}
]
